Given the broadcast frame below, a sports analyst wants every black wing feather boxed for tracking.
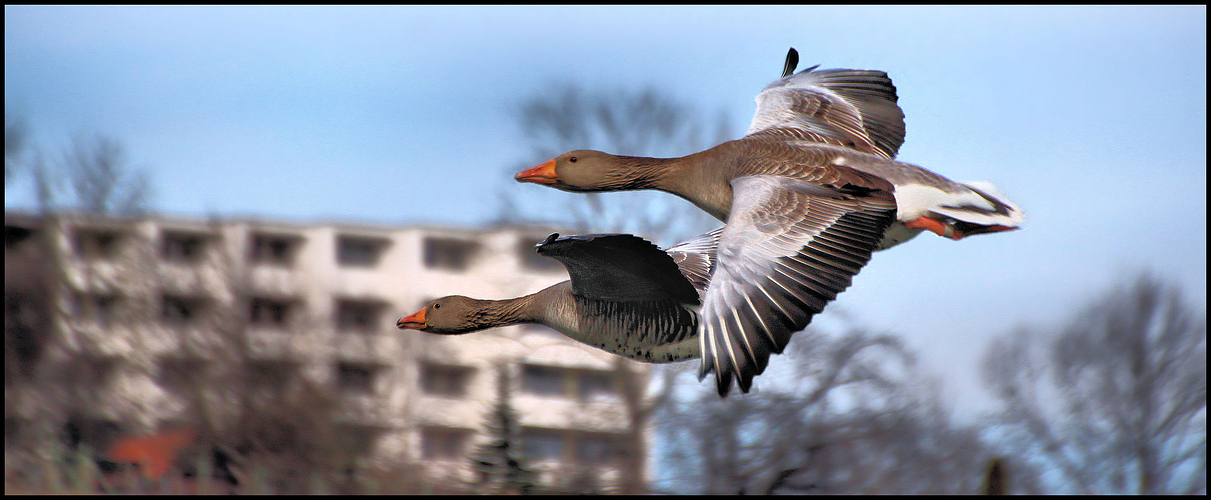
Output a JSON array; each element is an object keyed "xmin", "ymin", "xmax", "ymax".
[{"xmin": 537, "ymin": 233, "xmax": 701, "ymax": 304}]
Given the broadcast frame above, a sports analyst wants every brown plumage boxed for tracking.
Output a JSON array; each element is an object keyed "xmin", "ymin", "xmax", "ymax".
[
  {"xmin": 397, "ymin": 231, "xmax": 719, "ymax": 364},
  {"xmin": 515, "ymin": 48, "xmax": 1024, "ymax": 395}
]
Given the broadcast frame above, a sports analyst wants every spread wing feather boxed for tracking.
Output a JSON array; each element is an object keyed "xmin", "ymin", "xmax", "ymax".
[
  {"xmin": 747, "ymin": 57, "xmax": 906, "ymax": 159},
  {"xmin": 665, "ymin": 226, "xmax": 723, "ymax": 300},
  {"xmin": 698, "ymin": 175, "xmax": 897, "ymax": 396}
]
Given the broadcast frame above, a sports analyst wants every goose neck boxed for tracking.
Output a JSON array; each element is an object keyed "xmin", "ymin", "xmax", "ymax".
[
  {"xmin": 466, "ymin": 296, "xmax": 537, "ymax": 330},
  {"xmin": 612, "ymin": 155, "xmax": 685, "ymax": 191}
]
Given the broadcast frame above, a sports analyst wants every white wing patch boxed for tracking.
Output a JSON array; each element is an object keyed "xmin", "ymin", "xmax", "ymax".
[{"xmin": 892, "ymin": 182, "xmax": 1024, "ymax": 228}]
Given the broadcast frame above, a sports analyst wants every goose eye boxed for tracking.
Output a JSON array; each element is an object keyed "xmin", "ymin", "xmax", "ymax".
[
  {"xmin": 568, "ymin": 156, "xmax": 578, "ymax": 163},
  {"xmin": 433, "ymin": 303, "xmax": 441, "ymax": 309}
]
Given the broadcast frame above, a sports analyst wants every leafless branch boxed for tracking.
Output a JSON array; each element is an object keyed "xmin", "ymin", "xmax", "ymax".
[{"xmin": 981, "ymin": 272, "xmax": 1206, "ymax": 494}]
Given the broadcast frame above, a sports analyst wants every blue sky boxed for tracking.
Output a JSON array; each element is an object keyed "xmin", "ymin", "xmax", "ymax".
[{"xmin": 5, "ymin": 5, "xmax": 1207, "ymax": 418}]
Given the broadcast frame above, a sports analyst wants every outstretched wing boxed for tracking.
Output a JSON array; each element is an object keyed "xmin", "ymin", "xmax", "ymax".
[
  {"xmin": 747, "ymin": 54, "xmax": 906, "ymax": 160},
  {"xmin": 698, "ymin": 175, "xmax": 896, "ymax": 396},
  {"xmin": 665, "ymin": 226, "xmax": 723, "ymax": 300},
  {"xmin": 536, "ymin": 233, "xmax": 700, "ymax": 305}
]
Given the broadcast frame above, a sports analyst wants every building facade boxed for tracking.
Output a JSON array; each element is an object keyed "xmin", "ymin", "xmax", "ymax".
[{"xmin": 4, "ymin": 210, "xmax": 650, "ymax": 492}]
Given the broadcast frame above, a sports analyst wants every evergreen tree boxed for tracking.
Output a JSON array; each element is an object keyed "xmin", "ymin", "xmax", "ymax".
[{"xmin": 469, "ymin": 363, "xmax": 538, "ymax": 494}]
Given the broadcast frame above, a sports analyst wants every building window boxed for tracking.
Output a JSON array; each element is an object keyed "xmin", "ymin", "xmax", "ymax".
[
  {"xmin": 77, "ymin": 355, "xmax": 120, "ymax": 389},
  {"xmin": 521, "ymin": 428, "xmax": 566, "ymax": 462},
  {"xmin": 575, "ymin": 433, "xmax": 617, "ymax": 464},
  {"xmin": 520, "ymin": 365, "xmax": 618, "ymax": 401},
  {"xmin": 336, "ymin": 362, "xmax": 375, "ymax": 394},
  {"xmin": 74, "ymin": 292, "xmax": 122, "ymax": 326},
  {"xmin": 248, "ymin": 232, "xmax": 301, "ymax": 266},
  {"xmin": 161, "ymin": 231, "xmax": 209, "ymax": 263},
  {"xmin": 422, "ymin": 237, "xmax": 479, "ymax": 272},
  {"xmin": 518, "ymin": 236, "xmax": 563, "ymax": 272},
  {"xmin": 246, "ymin": 360, "xmax": 295, "ymax": 389},
  {"xmin": 421, "ymin": 426, "xmax": 471, "ymax": 460},
  {"xmin": 250, "ymin": 297, "xmax": 294, "ymax": 328},
  {"xmin": 5, "ymin": 417, "xmax": 26, "ymax": 448},
  {"xmin": 157, "ymin": 357, "xmax": 206, "ymax": 392},
  {"xmin": 336, "ymin": 424, "xmax": 378, "ymax": 457},
  {"xmin": 577, "ymin": 371, "xmax": 618, "ymax": 401},
  {"xmin": 62, "ymin": 416, "xmax": 122, "ymax": 451},
  {"xmin": 5, "ymin": 225, "xmax": 35, "ymax": 249},
  {"xmin": 419, "ymin": 363, "xmax": 474, "ymax": 397},
  {"xmin": 162, "ymin": 295, "xmax": 207, "ymax": 325},
  {"xmin": 337, "ymin": 236, "xmax": 389, "ymax": 267},
  {"xmin": 521, "ymin": 365, "xmax": 567, "ymax": 397},
  {"xmin": 73, "ymin": 229, "xmax": 124, "ymax": 260},
  {"xmin": 518, "ymin": 429, "xmax": 619, "ymax": 465},
  {"xmin": 335, "ymin": 299, "xmax": 382, "ymax": 333}
]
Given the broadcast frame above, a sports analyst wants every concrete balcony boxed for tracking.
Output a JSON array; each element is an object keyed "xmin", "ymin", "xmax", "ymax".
[
  {"xmin": 155, "ymin": 262, "xmax": 226, "ymax": 296},
  {"xmin": 246, "ymin": 328, "xmax": 316, "ymax": 360},
  {"xmin": 248, "ymin": 265, "xmax": 304, "ymax": 297},
  {"xmin": 328, "ymin": 266, "xmax": 395, "ymax": 299},
  {"xmin": 334, "ymin": 392, "xmax": 400, "ymax": 427},
  {"xmin": 513, "ymin": 396, "xmax": 629, "ymax": 433},
  {"xmin": 69, "ymin": 321, "xmax": 137, "ymax": 357},
  {"xmin": 63, "ymin": 260, "xmax": 131, "ymax": 292},
  {"xmin": 414, "ymin": 394, "xmax": 490, "ymax": 429},
  {"xmin": 163, "ymin": 324, "xmax": 238, "ymax": 356},
  {"xmin": 329, "ymin": 332, "xmax": 398, "ymax": 364}
]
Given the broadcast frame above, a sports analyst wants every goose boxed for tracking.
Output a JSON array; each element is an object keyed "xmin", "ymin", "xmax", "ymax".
[
  {"xmin": 397, "ymin": 229, "xmax": 720, "ymax": 364},
  {"xmin": 514, "ymin": 48, "xmax": 1024, "ymax": 395}
]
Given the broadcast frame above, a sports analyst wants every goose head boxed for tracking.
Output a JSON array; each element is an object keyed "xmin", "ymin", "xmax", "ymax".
[
  {"xmin": 396, "ymin": 295, "xmax": 492, "ymax": 334},
  {"xmin": 516, "ymin": 150, "xmax": 659, "ymax": 192}
]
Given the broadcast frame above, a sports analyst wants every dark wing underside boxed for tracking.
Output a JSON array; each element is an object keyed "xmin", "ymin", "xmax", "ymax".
[
  {"xmin": 536, "ymin": 233, "xmax": 700, "ymax": 305},
  {"xmin": 535, "ymin": 231, "xmax": 718, "ymax": 361},
  {"xmin": 698, "ymin": 175, "xmax": 897, "ymax": 396}
]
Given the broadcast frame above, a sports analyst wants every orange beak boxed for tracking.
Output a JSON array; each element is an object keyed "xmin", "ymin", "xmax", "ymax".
[
  {"xmin": 396, "ymin": 307, "xmax": 427, "ymax": 330},
  {"xmin": 515, "ymin": 159, "xmax": 558, "ymax": 184}
]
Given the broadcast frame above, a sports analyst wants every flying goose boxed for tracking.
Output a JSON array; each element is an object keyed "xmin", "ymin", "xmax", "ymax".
[
  {"xmin": 514, "ymin": 48, "xmax": 1024, "ymax": 395},
  {"xmin": 398, "ymin": 229, "xmax": 720, "ymax": 364}
]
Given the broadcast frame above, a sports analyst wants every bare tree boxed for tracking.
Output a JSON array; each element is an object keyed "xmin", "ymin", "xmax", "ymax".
[
  {"xmin": 655, "ymin": 318, "xmax": 1031, "ymax": 494},
  {"xmin": 3, "ymin": 215, "xmax": 429, "ymax": 493},
  {"xmin": 3, "ymin": 212, "xmax": 165, "ymax": 486},
  {"xmin": 169, "ymin": 218, "xmax": 425, "ymax": 493},
  {"xmin": 31, "ymin": 133, "xmax": 152, "ymax": 215},
  {"xmin": 5, "ymin": 114, "xmax": 27, "ymax": 182},
  {"xmin": 981, "ymin": 272, "xmax": 1207, "ymax": 494},
  {"xmin": 497, "ymin": 83, "xmax": 729, "ymax": 247},
  {"xmin": 611, "ymin": 353, "xmax": 681, "ymax": 495},
  {"xmin": 4, "ymin": 217, "xmax": 53, "ymax": 384}
]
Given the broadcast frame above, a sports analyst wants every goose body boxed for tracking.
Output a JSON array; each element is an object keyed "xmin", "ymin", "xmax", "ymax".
[
  {"xmin": 515, "ymin": 48, "xmax": 1024, "ymax": 395},
  {"xmin": 397, "ymin": 230, "xmax": 720, "ymax": 364}
]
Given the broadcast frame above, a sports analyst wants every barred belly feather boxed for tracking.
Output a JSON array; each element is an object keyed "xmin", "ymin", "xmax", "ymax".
[{"xmin": 571, "ymin": 295, "xmax": 698, "ymax": 362}]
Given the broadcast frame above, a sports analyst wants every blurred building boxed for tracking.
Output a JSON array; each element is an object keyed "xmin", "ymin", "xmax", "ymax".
[{"xmin": 4, "ymin": 210, "xmax": 650, "ymax": 492}]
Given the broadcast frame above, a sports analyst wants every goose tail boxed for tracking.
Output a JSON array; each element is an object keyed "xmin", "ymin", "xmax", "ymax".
[
  {"xmin": 941, "ymin": 180, "xmax": 1025, "ymax": 235},
  {"xmin": 898, "ymin": 180, "xmax": 1025, "ymax": 240}
]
